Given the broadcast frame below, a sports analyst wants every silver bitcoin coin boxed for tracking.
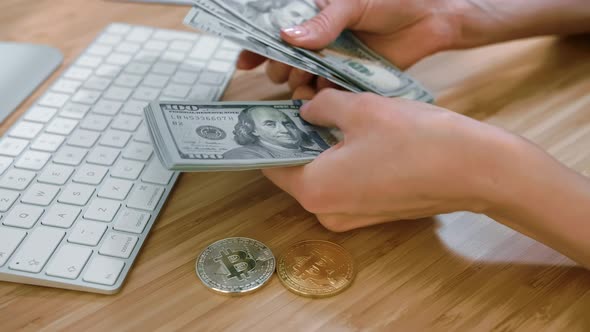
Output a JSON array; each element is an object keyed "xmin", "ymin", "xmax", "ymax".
[{"xmin": 196, "ymin": 237, "xmax": 275, "ymax": 295}]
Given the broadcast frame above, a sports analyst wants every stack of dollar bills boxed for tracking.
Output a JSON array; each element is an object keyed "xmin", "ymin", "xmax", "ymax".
[
  {"xmin": 183, "ymin": 0, "xmax": 434, "ymax": 102},
  {"xmin": 144, "ymin": 100, "xmax": 342, "ymax": 171}
]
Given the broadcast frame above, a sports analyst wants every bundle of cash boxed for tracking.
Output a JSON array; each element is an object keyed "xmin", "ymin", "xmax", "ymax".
[
  {"xmin": 183, "ymin": 0, "xmax": 434, "ymax": 102},
  {"xmin": 144, "ymin": 100, "xmax": 340, "ymax": 171}
]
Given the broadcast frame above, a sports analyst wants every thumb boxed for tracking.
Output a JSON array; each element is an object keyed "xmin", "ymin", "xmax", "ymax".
[{"xmin": 280, "ymin": 0, "xmax": 361, "ymax": 50}]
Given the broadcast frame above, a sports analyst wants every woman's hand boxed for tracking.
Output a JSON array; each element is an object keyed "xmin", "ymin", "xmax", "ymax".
[
  {"xmin": 238, "ymin": 0, "xmax": 465, "ymax": 91},
  {"xmin": 262, "ymin": 89, "xmax": 521, "ymax": 231}
]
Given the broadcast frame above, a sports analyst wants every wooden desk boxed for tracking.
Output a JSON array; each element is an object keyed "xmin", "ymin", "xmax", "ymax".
[{"xmin": 1, "ymin": 1, "xmax": 589, "ymax": 330}]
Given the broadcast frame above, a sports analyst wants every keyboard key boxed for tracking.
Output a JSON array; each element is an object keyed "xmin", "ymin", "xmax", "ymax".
[
  {"xmin": 97, "ymin": 33, "xmax": 123, "ymax": 45},
  {"xmin": 58, "ymin": 183, "xmax": 95, "ymax": 206},
  {"xmin": 126, "ymin": 26, "xmax": 153, "ymax": 42},
  {"xmin": 111, "ymin": 114, "xmax": 142, "ymax": 132},
  {"xmin": 152, "ymin": 29, "xmax": 196, "ymax": 41},
  {"xmin": 77, "ymin": 55, "xmax": 102, "ymax": 68},
  {"xmin": 84, "ymin": 76, "xmax": 111, "ymax": 91},
  {"xmin": 133, "ymin": 124, "xmax": 151, "ymax": 143},
  {"xmin": 64, "ymin": 66, "xmax": 93, "ymax": 81},
  {"xmin": 9, "ymin": 226, "xmax": 65, "ymax": 273},
  {"xmin": 68, "ymin": 128, "xmax": 101, "ymax": 147},
  {"xmin": 45, "ymin": 244, "xmax": 92, "ymax": 280},
  {"xmin": 122, "ymin": 141, "xmax": 153, "ymax": 161},
  {"xmin": 87, "ymin": 44, "xmax": 112, "ymax": 56},
  {"xmin": 83, "ymin": 255, "xmax": 125, "ymax": 286},
  {"xmin": 134, "ymin": 50, "xmax": 159, "ymax": 64},
  {"xmin": 84, "ymin": 198, "xmax": 121, "ymax": 222},
  {"xmin": 0, "ymin": 169, "xmax": 36, "ymax": 190},
  {"xmin": 72, "ymin": 164, "xmax": 108, "ymax": 185},
  {"xmin": 0, "ymin": 138, "xmax": 28, "ymax": 157},
  {"xmin": 151, "ymin": 61, "xmax": 176, "ymax": 75},
  {"xmin": 79, "ymin": 114, "xmax": 111, "ymax": 132},
  {"xmin": 103, "ymin": 86, "xmax": 132, "ymax": 101},
  {"xmin": 0, "ymin": 156, "xmax": 12, "ymax": 175},
  {"xmin": 142, "ymin": 73, "xmax": 169, "ymax": 88},
  {"xmin": 14, "ymin": 150, "xmax": 51, "ymax": 171},
  {"xmin": 52, "ymin": 78, "xmax": 82, "ymax": 94},
  {"xmin": 122, "ymin": 100, "xmax": 148, "ymax": 116},
  {"xmin": 39, "ymin": 92, "xmax": 70, "ymax": 108},
  {"xmin": 179, "ymin": 59, "xmax": 206, "ymax": 72},
  {"xmin": 142, "ymin": 159, "xmax": 174, "ymax": 185},
  {"xmin": 99, "ymin": 233, "xmax": 138, "ymax": 259},
  {"xmin": 132, "ymin": 86, "xmax": 160, "ymax": 101},
  {"xmin": 53, "ymin": 146, "xmax": 88, "ymax": 166},
  {"xmin": 161, "ymin": 50, "xmax": 185, "ymax": 62},
  {"xmin": 92, "ymin": 99, "xmax": 122, "ymax": 115},
  {"xmin": 162, "ymin": 83, "xmax": 190, "ymax": 99},
  {"xmin": 113, "ymin": 209, "xmax": 150, "ymax": 234},
  {"xmin": 8, "ymin": 121, "xmax": 43, "ymax": 139},
  {"xmin": 95, "ymin": 64, "xmax": 123, "ymax": 78},
  {"xmin": 169, "ymin": 40, "xmax": 193, "ymax": 52},
  {"xmin": 114, "ymin": 73, "xmax": 142, "ymax": 88},
  {"xmin": 86, "ymin": 146, "xmax": 120, "ymax": 166},
  {"xmin": 21, "ymin": 183, "xmax": 61, "ymax": 206},
  {"xmin": 127, "ymin": 183, "xmax": 164, "ymax": 211},
  {"xmin": 37, "ymin": 164, "xmax": 75, "ymax": 185},
  {"xmin": 189, "ymin": 84, "xmax": 217, "ymax": 101},
  {"xmin": 199, "ymin": 70, "xmax": 226, "ymax": 85},
  {"xmin": 111, "ymin": 159, "xmax": 144, "ymax": 180},
  {"xmin": 190, "ymin": 36, "xmax": 219, "ymax": 60},
  {"xmin": 60, "ymin": 103, "xmax": 91, "ymax": 119},
  {"xmin": 71, "ymin": 89, "xmax": 101, "ymax": 105},
  {"xmin": 143, "ymin": 40, "xmax": 167, "ymax": 51},
  {"xmin": 221, "ymin": 39, "xmax": 241, "ymax": 50},
  {"xmin": 0, "ymin": 227, "xmax": 27, "ymax": 267},
  {"xmin": 99, "ymin": 129, "xmax": 131, "ymax": 148},
  {"xmin": 45, "ymin": 117, "xmax": 79, "ymax": 136},
  {"xmin": 24, "ymin": 106, "xmax": 57, "ymax": 123},
  {"xmin": 124, "ymin": 62, "xmax": 151, "ymax": 75},
  {"xmin": 0, "ymin": 189, "xmax": 19, "ymax": 212},
  {"xmin": 41, "ymin": 203, "xmax": 82, "ymax": 228},
  {"xmin": 68, "ymin": 220, "xmax": 107, "ymax": 246},
  {"xmin": 214, "ymin": 49, "xmax": 239, "ymax": 61},
  {"xmin": 3, "ymin": 204, "xmax": 44, "ymax": 229},
  {"xmin": 98, "ymin": 178, "xmax": 133, "ymax": 201},
  {"xmin": 30, "ymin": 133, "xmax": 65, "ymax": 152},
  {"xmin": 207, "ymin": 60, "xmax": 233, "ymax": 73},
  {"xmin": 171, "ymin": 71, "xmax": 198, "ymax": 85},
  {"xmin": 106, "ymin": 52, "xmax": 132, "ymax": 66},
  {"xmin": 115, "ymin": 41, "xmax": 141, "ymax": 54}
]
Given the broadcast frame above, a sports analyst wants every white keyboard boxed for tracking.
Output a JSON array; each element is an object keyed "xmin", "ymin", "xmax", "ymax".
[{"xmin": 0, "ymin": 23, "xmax": 238, "ymax": 293}]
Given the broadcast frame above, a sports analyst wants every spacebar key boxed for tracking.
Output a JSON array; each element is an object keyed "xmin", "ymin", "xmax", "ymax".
[{"xmin": 126, "ymin": 183, "xmax": 165, "ymax": 211}]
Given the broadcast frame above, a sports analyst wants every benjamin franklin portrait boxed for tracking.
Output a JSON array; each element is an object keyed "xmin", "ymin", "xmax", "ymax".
[
  {"xmin": 227, "ymin": 0, "xmax": 317, "ymax": 32},
  {"xmin": 222, "ymin": 106, "xmax": 322, "ymax": 160}
]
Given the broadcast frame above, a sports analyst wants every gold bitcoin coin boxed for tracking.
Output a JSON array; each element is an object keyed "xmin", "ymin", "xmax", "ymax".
[{"xmin": 277, "ymin": 240, "xmax": 355, "ymax": 298}]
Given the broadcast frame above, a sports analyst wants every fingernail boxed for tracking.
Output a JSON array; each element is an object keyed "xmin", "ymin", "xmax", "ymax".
[
  {"xmin": 282, "ymin": 25, "xmax": 309, "ymax": 38},
  {"xmin": 315, "ymin": 0, "xmax": 329, "ymax": 9},
  {"xmin": 300, "ymin": 101, "xmax": 311, "ymax": 114}
]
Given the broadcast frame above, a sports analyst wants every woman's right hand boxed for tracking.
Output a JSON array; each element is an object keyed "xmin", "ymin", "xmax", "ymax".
[{"xmin": 237, "ymin": 0, "xmax": 471, "ymax": 91}]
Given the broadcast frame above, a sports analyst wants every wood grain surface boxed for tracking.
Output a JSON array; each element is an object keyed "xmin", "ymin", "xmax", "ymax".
[{"xmin": 1, "ymin": 0, "xmax": 589, "ymax": 331}]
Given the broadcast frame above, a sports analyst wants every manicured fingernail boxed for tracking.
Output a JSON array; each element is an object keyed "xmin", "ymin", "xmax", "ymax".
[{"xmin": 282, "ymin": 25, "xmax": 309, "ymax": 38}]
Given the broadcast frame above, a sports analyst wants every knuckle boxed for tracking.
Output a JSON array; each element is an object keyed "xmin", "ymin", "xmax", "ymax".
[{"xmin": 308, "ymin": 12, "xmax": 333, "ymax": 35}]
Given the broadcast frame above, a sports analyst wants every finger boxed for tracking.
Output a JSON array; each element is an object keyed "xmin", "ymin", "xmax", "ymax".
[
  {"xmin": 266, "ymin": 60, "xmax": 292, "ymax": 84},
  {"xmin": 236, "ymin": 51, "xmax": 267, "ymax": 70},
  {"xmin": 316, "ymin": 213, "xmax": 394, "ymax": 232},
  {"xmin": 299, "ymin": 89, "xmax": 359, "ymax": 129},
  {"xmin": 280, "ymin": 0, "xmax": 363, "ymax": 50},
  {"xmin": 315, "ymin": 76, "xmax": 341, "ymax": 91},
  {"xmin": 262, "ymin": 166, "xmax": 306, "ymax": 199},
  {"xmin": 292, "ymin": 85, "xmax": 318, "ymax": 100},
  {"xmin": 288, "ymin": 69, "xmax": 315, "ymax": 90}
]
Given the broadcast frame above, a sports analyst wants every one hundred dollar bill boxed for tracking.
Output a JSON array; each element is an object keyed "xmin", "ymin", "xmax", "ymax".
[
  {"xmin": 144, "ymin": 101, "xmax": 339, "ymax": 171},
  {"xmin": 209, "ymin": 0, "xmax": 432, "ymax": 99}
]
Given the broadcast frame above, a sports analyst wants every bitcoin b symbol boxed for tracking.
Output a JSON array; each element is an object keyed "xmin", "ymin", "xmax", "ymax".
[{"xmin": 215, "ymin": 249, "xmax": 256, "ymax": 280}]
